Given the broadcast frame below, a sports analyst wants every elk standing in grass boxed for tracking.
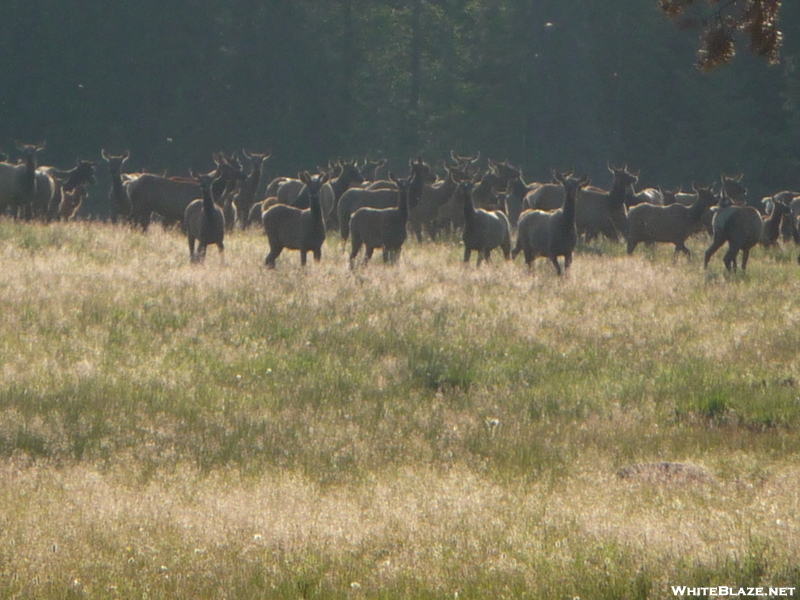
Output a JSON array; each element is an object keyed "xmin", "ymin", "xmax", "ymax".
[
  {"xmin": 57, "ymin": 185, "xmax": 88, "ymax": 221},
  {"xmin": 0, "ymin": 141, "xmax": 46, "ymax": 219},
  {"xmin": 704, "ymin": 195, "xmax": 764, "ymax": 272},
  {"xmin": 338, "ymin": 157, "xmax": 429, "ymax": 243},
  {"xmin": 526, "ymin": 164, "xmax": 636, "ymax": 243},
  {"xmin": 102, "ymin": 149, "xmax": 131, "ymax": 223},
  {"xmin": 348, "ymin": 173, "xmax": 412, "ymax": 268},
  {"xmin": 184, "ymin": 170, "xmax": 226, "ymax": 264},
  {"xmin": 318, "ymin": 159, "xmax": 364, "ymax": 229},
  {"xmin": 43, "ymin": 159, "xmax": 97, "ymax": 222},
  {"xmin": 459, "ymin": 180, "xmax": 512, "ymax": 265},
  {"xmin": 512, "ymin": 169, "xmax": 590, "ymax": 275},
  {"xmin": 761, "ymin": 196, "xmax": 792, "ymax": 248},
  {"xmin": 232, "ymin": 149, "xmax": 271, "ymax": 229},
  {"xmin": 625, "ymin": 184, "xmax": 717, "ymax": 259},
  {"xmin": 262, "ymin": 171, "xmax": 330, "ymax": 268},
  {"xmin": 127, "ymin": 152, "xmax": 244, "ymax": 231}
]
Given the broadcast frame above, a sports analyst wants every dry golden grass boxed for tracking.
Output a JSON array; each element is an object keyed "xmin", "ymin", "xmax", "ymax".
[{"xmin": 1, "ymin": 220, "xmax": 800, "ymax": 598}]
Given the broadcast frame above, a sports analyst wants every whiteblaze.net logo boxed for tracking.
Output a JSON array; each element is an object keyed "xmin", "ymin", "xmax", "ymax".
[{"xmin": 671, "ymin": 587, "xmax": 796, "ymax": 597}]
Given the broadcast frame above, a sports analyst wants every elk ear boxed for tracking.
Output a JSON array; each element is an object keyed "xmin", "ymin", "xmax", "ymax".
[
  {"xmin": 579, "ymin": 174, "xmax": 591, "ymax": 186},
  {"xmin": 389, "ymin": 171, "xmax": 398, "ymax": 184},
  {"xmin": 122, "ymin": 150, "xmax": 130, "ymax": 160}
]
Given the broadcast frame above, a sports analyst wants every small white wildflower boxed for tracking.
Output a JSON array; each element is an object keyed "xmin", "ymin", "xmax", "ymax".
[
  {"xmin": 253, "ymin": 533, "xmax": 263, "ymax": 541},
  {"xmin": 350, "ymin": 582, "xmax": 361, "ymax": 589}
]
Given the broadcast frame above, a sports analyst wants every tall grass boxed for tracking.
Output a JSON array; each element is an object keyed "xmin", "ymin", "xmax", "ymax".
[{"xmin": 1, "ymin": 220, "xmax": 800, "ymax": 598}]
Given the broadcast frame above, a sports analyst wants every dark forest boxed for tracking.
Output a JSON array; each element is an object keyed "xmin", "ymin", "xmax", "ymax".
[{"xmin": 1, "ymin": 1, "xmax": 797, "ymax": 213}]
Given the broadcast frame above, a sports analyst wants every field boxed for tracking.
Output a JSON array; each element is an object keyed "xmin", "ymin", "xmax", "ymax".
[{"xmin": 1, "ymin": 220, "xmax": 800, "ymax": 599}]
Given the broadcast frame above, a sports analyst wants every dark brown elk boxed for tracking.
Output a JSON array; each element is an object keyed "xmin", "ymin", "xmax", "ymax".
[
  {"xmin": 262, "ymin": 172, "xmax": 330, "ymax": 268},
  {"xmin": 232, "ymin": 149, "xmax": 271, "ymax": 229},
  {"xmin": 349, "ymin": 173, "xmax": 412, "ymax": 268},
  {"xmin": 409, "ymin": 164, "xmax": 463, "ymax": 242},
  {"xmin": 43, "ymin": 159, "xmax": 97, "ymax": 221},
  {"xmin": 317, "ymin": 159, "xmax": 364, "ymax": 229},
  {"xmin": 526, "ymin": 164, "xmax": 638, "ymax": 243},
  {"xmin": 512, "ymin": 170, "xmax": 591, "ymax": 275},
  {"xmin": 184, "ymin": 170, "xmax": 225, "ymax": 264},
  {"xmin": 102, "ymin": 149, "xmax": 132, "ymax": 223},
  {"xmin": 57, "ymin": 184, "xmax": 88, "ymax": 221},
  {"xmin": 338, "ymin": 157, "xmax": 429, "ymax": 243},
  {"xmin": 126, "ymin": 152, "xmax": 244, "ymax": 231}
]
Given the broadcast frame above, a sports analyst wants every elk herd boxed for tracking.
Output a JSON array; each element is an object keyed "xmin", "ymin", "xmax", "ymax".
[{"xmin": 1, "ymin": 140, "xmax": 799, "ymax": 275}]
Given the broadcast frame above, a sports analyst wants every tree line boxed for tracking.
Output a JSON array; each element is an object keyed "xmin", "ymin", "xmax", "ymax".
[{"xmin": 0, "ymin": 0, "xmax": 798, "ymax": 214}]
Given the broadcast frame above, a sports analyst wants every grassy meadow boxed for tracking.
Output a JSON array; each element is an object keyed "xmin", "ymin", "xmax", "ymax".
[{"xmin": 1, "ymin": 219, "xmax": 800, "ymax": 599}]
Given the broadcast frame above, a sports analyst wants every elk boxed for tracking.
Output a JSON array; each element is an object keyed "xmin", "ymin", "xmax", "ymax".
[
  {"xmin": 0, "ymin": 141, "xmax": 46, "ymax": 219},
  {"xmin": 57, "ymin": 184, "xmax": 88, "ymax": 221},
  {"xmin": 262, "ymin": 172, "xmax": 330, "ymax": 268},
  {"xmin": 625, "ymin": 184, "xmax": 717, "ymax": 259},
  {"xmin": 318, "ymin": 159, "xmax": 364, "ymax": 229},
  {"xmin": 338, "ymin": 157, "xmax": 429, "ymax": 243},
  {"xmin": 526, "ymin": 164, "xmax": 638, "ymax": 243},
  {"xmin": 512, "ymin": 170, "xmax": 591, "ymax": 275},
  {"xmin": 232, "ymin": 149, "xmax": 271, "ymax": 229},
  {"xmin": 348, "ymin": 173, "xmax": 412, "ymax": 268},
  {"xmin": 102, "ymin": 149, "xmax": 132, "ymax": 223},
  {"xmin": 126, "ymin": 152, "xmax": 244, "ymax": 231},
  {"xmin": 409, "ymin": 164, "xmax": 463, "ymax": 242},
  {"xmin": 459, "ymin": 180, "xmax": 512, "ymax": 265},
  {"xmin": 450, "ymin": 150, "xmax": 482, "ymax": 179},
  {"xmin": 360, "ymin": 156, "xmax": 387, "ymax": 182},
  {"xmin": 760, "ymin": 196, "xmax": 792, "ymax": 247},
  {"xmin": 42, "ymin": 159, "xmax": 97, "ymax": 221},
  {"xmin": 184, "ymin": 170, "xmax": 226, "ymax": 264},
  {"xmin": 704, "ymin": 194, "xmax": 763, "ymax": 272}
]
